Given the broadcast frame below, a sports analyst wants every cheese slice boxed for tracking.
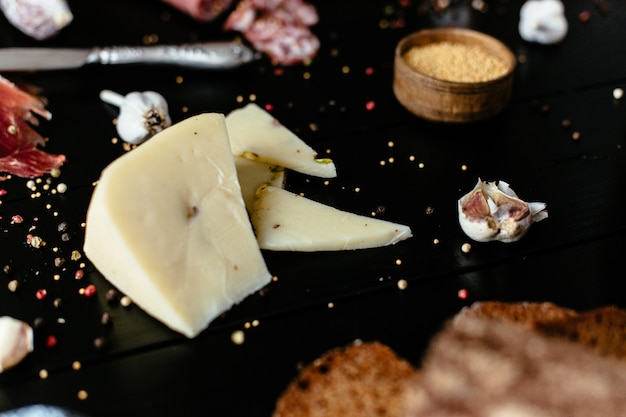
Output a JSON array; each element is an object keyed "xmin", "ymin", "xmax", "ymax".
[
  {"xmin": 83, "ymin": 113, "xmax": 272, "ymax": 338},
  {"xmin": 251, "ymin": 185, "xmax": 413, "ymax": 251},
  {"xmin": 235, "ymin": 156, "xmax": 286, "ymax": 214},
  {"xmin": 225, "ymin": 103, "xmax": 337, "ymax": 178}
]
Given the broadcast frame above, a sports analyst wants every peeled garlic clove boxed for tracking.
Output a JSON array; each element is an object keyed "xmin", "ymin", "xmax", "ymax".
[
  {"xmin": 458, "ymin": 179, "xmax": 548, "ymax": 243},
  {"xmin": 0, "ymin": 316, "xmax": 34, "ymax": 373}
]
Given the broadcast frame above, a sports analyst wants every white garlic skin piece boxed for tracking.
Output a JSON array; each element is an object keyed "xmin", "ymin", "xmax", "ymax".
[
  {"xmin": 519, "ymin": 0, "xmax": 568, "ymax": 45},
  {"xmin": 0, "ymin": 316, "xmax": 34, "ymax": 373},
  {"xmin": 0, "ymin": 0, "xmax": 73, "ymax": 40},
  {"xmin": 458, "ymin": 179, "xmax": 548, "ymax": 243},
  {"xmin": 116, "ymin": 91, "xmax": 172, "ymax": 145}
]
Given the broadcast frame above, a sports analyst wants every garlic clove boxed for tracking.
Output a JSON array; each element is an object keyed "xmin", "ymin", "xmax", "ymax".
[
  {"xmin": 519, "ymin": 0, "xmax": 568, "ymax": 45},
  {"xmin": 0, "ymin": 316, "xmax": 34, "ymax": 373},
  {"xmin": 100, "ymin": 89, "xmax": 172, "ymax": 145},
  {"xmin": 458, "ymin": 179, "xmax": 548, "ymax": 243}
]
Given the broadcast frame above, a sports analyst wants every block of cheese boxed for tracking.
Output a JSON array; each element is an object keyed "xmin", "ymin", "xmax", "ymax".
[
  {"xmin": 251, "ymin": 185, "xmax": 412, "ymax": 251},
  {"xmin": 225, "ymin": 103, "xmax": 337, "ymax": 178},
  {"xmin": 235, "ymin": 156, "xmax": 286, "ymax": 214},
  {"xmin": 83, "ymin": 113, "xmax": 272, "ymax": 338}
]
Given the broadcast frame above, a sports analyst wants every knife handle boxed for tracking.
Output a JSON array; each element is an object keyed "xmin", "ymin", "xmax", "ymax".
[{"xmin": 85, "ymin": 42, "xmax": 255, "ymax": 69}]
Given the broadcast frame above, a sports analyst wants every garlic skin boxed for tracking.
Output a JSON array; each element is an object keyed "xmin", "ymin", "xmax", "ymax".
[
  {"xmin": 0, "ymin": 316, "xmax": 34, "ymax": 373},
  {"xmin": 458, "ymin": 179, "xmax": 548, "ymax": 243},
  {"xmin": 100, "ymin": 90, "xmax": 172, "ymax": 145},
  {"xmin": 0, "ymin": 0, "xmax": 73, "ymax": 40},
  {"xmin": 519, "ymin": 0, "xmax": 568, "ymax": 45}
]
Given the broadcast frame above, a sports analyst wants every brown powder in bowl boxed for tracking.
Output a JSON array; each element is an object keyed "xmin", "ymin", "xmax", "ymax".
[{"xmin": 403, "ymin": 41, "xmax": 509, "ymax": 83}]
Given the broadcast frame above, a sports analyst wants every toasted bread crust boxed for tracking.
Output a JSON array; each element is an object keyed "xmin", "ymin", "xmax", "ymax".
[
  {"xmin": 274, "ymin": 302, "xmax": 626, "ymax": 416},
  {"xmin": 458, "ymin": 301, "xmax": 626, "ymax": 360},
  {"xmin": 402, "ymin": 313, "xmax": 626, "ymax": 416},
  {"xmin": 272, "ymin": 340, "xmax": 417, "ymax": 417},
  {"xmin": 457, "ymin": 300, "xmax": 578, "ymax": 328},
  {"xmin": 535, "ymin": 305, "xmax": 626, "ymax": 359}
]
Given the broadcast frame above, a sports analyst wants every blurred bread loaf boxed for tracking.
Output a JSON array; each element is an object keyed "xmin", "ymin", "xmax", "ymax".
[
  {"xmin": 456, "ymin": 300, "xmax": 577, "ymax": 327},
  {"xmin": 272, "ymin": 340, "xmax": 417, "ymax": 417},
  {"xmin": 402, "ymin": 302, "xmax": 626, "ymax": 416},
  {"xmin": 458, "ymin": 301, "xmax": 626, "ymax": 360}
]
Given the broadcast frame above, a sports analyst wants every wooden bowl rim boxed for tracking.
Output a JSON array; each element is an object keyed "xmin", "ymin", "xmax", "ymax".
[{"xmin": 395, "ymin": 28, "xmax": 517, "ymax": 86}]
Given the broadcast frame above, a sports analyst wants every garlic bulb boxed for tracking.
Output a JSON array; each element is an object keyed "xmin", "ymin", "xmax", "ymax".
[
  {"xmin": 0, "ymin": 316, "xmax": 34, "ymax": 373},
  {"xmin": 519, "ymin": 0, "xmax": 568, "ymax": 45},
  {"xmin": 100, "ymin": 89, "xmax": 172, "ymax": 145},
  {"xmin": 458, "ymin": 179, "xmax": 548, "ymax": 243}
]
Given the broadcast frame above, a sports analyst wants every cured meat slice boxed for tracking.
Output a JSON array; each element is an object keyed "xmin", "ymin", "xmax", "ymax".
[
  {"xmin": 0, "ymin": 76, "xmax": 66, "ymax": 179},
  {"xmin": 223, "ymin": 0, "xmax": 320, "ymax": 65},
  {"xmin": 162, "ymin": 0, "xmax": 320, "ymax": 65},
  {"xmin": 161, "ymin": 0, "xmax": 235, "ymax": 22}
]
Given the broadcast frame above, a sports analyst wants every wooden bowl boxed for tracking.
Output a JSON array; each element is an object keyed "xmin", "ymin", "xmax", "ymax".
[{"xmin": 393, "ymin": 28, "xmax": 516, "ymax": 123}]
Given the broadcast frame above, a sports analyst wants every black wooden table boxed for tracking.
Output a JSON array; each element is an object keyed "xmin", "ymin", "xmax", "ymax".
[{"xmin": 1, "ymin": 1, "xmax": 625, "ymax": 415}]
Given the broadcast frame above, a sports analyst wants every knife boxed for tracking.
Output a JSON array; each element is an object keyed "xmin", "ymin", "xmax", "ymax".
[{"xmin": 0, "ymin": 41, "xmax": 256, "ymax": 71}]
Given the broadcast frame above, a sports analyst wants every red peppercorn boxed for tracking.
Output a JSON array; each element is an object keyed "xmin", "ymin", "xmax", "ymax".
[
  {"xmin": 35, "ymin": 289, "xmax": 47, "ymax": 300},
  {"xmin": 457, "ymin": 288, "xmax": 469, "ymax": 300},
  {"xmin": 46, "ymin": 335, "xmax": 57, "ymax": 348},
  {"xmin": 579, "ymin": 10, "xmax": 591, "ymax": 22},
  {"xmin": 74, "ymin": 269, "xmax": 84, "ymax": 280},
  {"xmin": 83, "ymin": 284, "xmax": 97, "ymax": 297}
]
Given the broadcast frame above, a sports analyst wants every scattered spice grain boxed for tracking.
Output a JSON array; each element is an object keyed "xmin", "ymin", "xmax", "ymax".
[
  {"xmin": 93, "ymin": 337, "xmax": 106, "ymax": 349},
  {"xmin": 101, "ymin": 312, "xmax": 112, "ymax": 326},
  {"xmin": 231, "ymin": 329, "xmax": 245, "ymax": 345},
  {"xmin": 403, "ymin": 41, "xmax": 508, "ymax": 82}
]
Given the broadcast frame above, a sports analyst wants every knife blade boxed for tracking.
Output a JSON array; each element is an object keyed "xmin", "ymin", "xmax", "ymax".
[{"xmin": 0, "ymin": 41, "xmax": 255, "ymax": 71}]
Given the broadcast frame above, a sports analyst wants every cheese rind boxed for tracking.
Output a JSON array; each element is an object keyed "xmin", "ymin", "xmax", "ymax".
[
  {"xmin": 84, "ymin": 113, "xmax": 272, "ymax": 338},
  {"xmin": 251, "ymin": 185, "xmax": 413, "ymax": 251},
  {"xmin": 226, "ymin": 103, "xmax": 337, "ymax": 178}
]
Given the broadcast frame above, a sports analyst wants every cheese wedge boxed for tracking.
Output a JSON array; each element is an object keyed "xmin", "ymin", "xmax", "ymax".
[
  {"xmin": 83, "ymin": 113, "xmax": 272, "ymax": 338},
  {"xmin": 251, "ymin": 185, "xmax": 413, "ymax": 251},
  {"xmin": 225, "ymin": 103, "xmax": 337, "ymax": 178},
  {"xmin": 235, "ymin": 156, "xmax": 286, "ymax": 214}
]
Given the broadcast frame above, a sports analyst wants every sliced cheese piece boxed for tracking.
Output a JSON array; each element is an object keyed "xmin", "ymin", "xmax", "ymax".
[
  {"xmin": 251, "ymin": 185, "xmax": 413, "ymax": 251},
  {"xmin": 235, "ymin": 156, "xmax": 286, "ymax": 214},
  {"xmin": 83, "ymin": 113, "xmax": 272, "ymax": 338},
  {"xmin": 225, "ymin": 103, "xmax": 337, "ymax": 178}
]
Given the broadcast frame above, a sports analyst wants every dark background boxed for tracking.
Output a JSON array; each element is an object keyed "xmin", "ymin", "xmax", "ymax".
[{"xmin": 1, "ymin": 0, "xmax": 625, "ymax": 415}]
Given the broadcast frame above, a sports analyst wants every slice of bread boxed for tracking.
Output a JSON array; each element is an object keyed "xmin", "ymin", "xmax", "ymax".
[
  {"xmin": 535, "ymin": 305, "xmax": 626, "ymax": 360},
  {"xmin": 402, "ymin": 313, "xmax": 626, "ymax": 416},
  {"xmin": 272, "ymin": 340, "xmax": 417, "ymax": 417},
  {"xmin": 456, "ymin": 300, "xmax": 578, "ymax": 328},
  {"xmin": 457, "ymin": 301, "xmax": 626, "ymax": 360},
  {"xmin": 273, "ymin": 302, "xmax": 626, "ymax": 416}
]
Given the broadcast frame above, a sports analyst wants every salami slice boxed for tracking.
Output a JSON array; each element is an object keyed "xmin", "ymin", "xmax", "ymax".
[
  {"xmin": 161, "ymin": 0, "xmax": 235, "ymax": 22},
  {"xmin": 223, "ymin": 0, "xmax": 320, "ymax": 65}
]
